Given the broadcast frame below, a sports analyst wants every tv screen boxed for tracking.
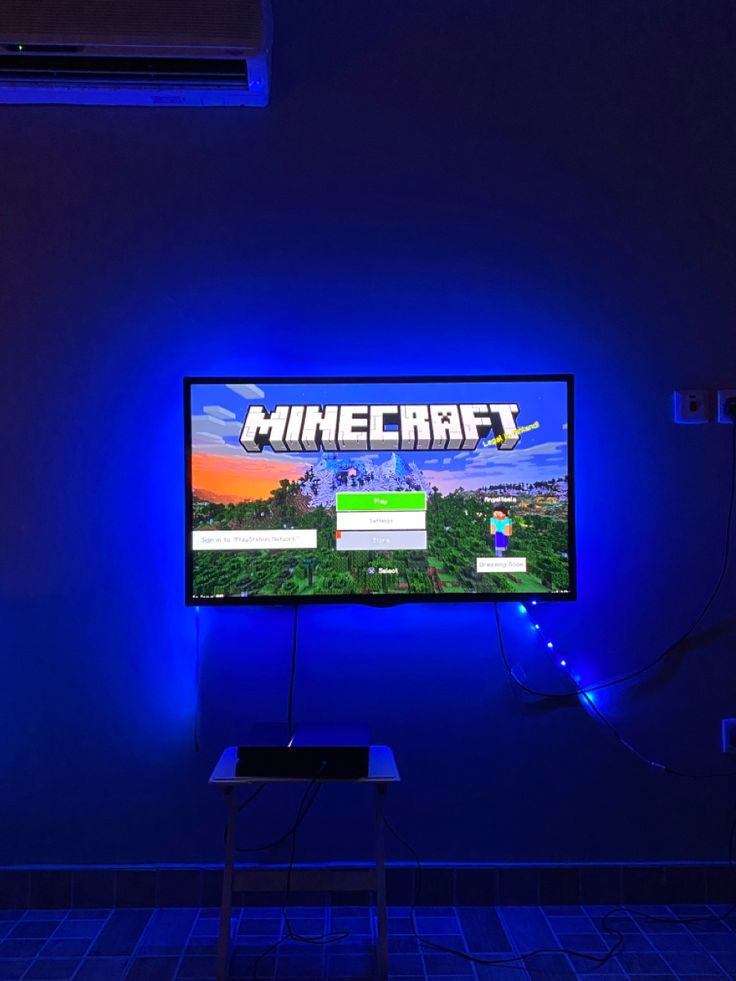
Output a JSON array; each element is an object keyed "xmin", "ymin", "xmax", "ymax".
[{"xmin": 185, "ymin": 375, "xmax": 575, "ymax": 605}]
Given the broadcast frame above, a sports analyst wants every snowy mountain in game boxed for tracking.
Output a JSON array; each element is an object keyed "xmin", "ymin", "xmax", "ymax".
[
  {"xmin": 479, "ymin": 478, "xmax": 568, "ymax": 501},
  {"xmin": 300, "ymin": 452, "xmax": 431, "ymax": 509}
]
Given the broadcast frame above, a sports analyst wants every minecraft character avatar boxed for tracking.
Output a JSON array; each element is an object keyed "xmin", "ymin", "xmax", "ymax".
[{"xmin": 490, "ymin": 508, "xmax": 513, "ymax": 557}]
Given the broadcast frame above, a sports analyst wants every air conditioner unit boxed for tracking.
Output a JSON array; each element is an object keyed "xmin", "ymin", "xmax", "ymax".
[{"xmin": 0, "ymin": 0, "xmax": 271, "ymax": 107}]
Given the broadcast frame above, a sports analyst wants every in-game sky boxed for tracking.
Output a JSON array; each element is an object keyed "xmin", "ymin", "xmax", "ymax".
[{"xmin": 189, "ymin": 379, "xmax": 569, "ymax": 503}]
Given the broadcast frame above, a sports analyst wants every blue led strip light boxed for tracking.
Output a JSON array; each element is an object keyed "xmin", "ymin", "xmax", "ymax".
[
  {"xmin": 509, "ymin": 603, "xmax": 736, "ymax": 778},
  {"xmin": 516, "ymin": 601, "xmax": 571, "ymax": 672},
  {"xmin": 511, "ymin": 601, "xmax": 669, "ymax": 769}
]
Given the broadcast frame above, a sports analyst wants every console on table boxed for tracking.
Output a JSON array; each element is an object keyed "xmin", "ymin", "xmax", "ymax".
[{"xmin": 209, "ymin": 726, "xmax": 400, "ymax": 981}]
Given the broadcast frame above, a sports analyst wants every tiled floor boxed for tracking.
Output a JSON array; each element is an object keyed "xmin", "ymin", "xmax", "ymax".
[{"xmin": 1, "ymin": 904, "xmax": 735, "ymax": 980}]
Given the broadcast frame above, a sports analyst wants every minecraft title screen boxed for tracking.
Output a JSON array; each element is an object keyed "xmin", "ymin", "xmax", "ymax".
[{"xmin": 186, "ymin": 377, "xmax": 573, "ymax": 602}]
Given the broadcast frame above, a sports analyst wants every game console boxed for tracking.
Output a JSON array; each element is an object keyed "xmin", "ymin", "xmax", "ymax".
[{"xmin": 236, "ymin": 724, "xmax": 370, "ymax": 779}]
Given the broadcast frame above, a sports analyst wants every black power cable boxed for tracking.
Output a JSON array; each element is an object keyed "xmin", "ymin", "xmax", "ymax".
[
  {"xmin": 230, "ymin": 606, "xmax": 301, "ymax": 839},
  {"xmin": 591, "ymin": 808, "xmax": 736, "ymax": 937},
  {"xmin": 238, "ymin": 783, "xmax": 268, "ymax": 813},
  {"xmin": 381, "ymin": 806, "xmax": 736, "ymax": 973},
  {"xmin": 251, "ymin": 774, "xmax": 349, "ymax": 980},
  {"xmin": 496, "ymin": 606, "xmax": 736, "ymax": 779},
  {"xmin": 485, "ymin": 419, "xmax": 736, "ymax": 937},
  {"xmin": 222, "ymin": 783, "xmax": 269, "ymax": 847},
  {"xmin": 193, "ymin": 606, "xmax": 201, "ymax": 752},
  {"xmin": 497, "ymin": 420, "xmax": 736, "ymax": 703},
  {"xmin": 288, "ymin": 604, "xmax": 299, "ymax": 741},
  {"xmin": 491, "ymin": 415, "xmax": 736, "ymax": 778},
  {"xmin": 236, "ymin": 780, "xmax": 321, "ymax": 853},
  {"xmin": 580, "ymin": 690, "xmax": 736, "ymax": 779},
  {"xmin": 383, "ymin": 815, "xmax": 625, "ymax": 970}
]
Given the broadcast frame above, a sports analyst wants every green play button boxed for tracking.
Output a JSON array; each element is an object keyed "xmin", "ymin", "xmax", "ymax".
[{"xmin": 335, "ymin": 491, "xmax": 426, "ymax": 511}]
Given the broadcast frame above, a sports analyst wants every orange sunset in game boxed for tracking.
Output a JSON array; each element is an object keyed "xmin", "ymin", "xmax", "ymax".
[{"xmin": 191, "ymin": 453, "xmax": 304, "ymax": 504}]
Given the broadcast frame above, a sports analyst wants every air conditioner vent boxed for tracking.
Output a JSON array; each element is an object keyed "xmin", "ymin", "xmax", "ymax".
[
  {"xmin": 0, "ymin": 54, "xmax": 249, "ymax": 85},
  {"xmin": 0, "ymin": 0, "xmax": 271, "ymax": 105}
]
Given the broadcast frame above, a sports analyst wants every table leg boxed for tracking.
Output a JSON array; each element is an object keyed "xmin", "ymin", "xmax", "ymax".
[
  {"xmin": 375, "ymin": 783, "xmax": 388, "ymax": 981},
  {"xmin": 217, "ymin": 786, "xmax": 238, "ymax": 981}
]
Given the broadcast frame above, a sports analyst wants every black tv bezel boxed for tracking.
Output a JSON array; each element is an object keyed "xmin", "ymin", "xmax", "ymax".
[{"xmin": 184, "ymin": 374, "xmax": 576, "ymax": 607}]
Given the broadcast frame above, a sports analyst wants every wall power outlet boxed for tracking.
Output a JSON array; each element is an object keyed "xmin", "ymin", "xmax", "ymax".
[
  {"xmin": 674, "ymin": 390, "xmax": 710, "ymax": 423},
  {"xmin": 717, "ymin": 390, "xmax": 736, "ymax": 423},
  {"xmin": 722, "ymin": 719, "xmax": 736, "ymax": 754}
]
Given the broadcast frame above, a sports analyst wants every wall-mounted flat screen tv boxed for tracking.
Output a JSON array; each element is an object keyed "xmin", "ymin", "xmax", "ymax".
[{"xmin": 185, "ymin": 375, "xmax": 575, "ymax": 605}]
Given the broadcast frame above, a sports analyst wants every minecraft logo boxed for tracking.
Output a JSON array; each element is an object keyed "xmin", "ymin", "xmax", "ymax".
[{"xmin": 240, "ymin": 403, "xmax": 521, "ymax": 453}]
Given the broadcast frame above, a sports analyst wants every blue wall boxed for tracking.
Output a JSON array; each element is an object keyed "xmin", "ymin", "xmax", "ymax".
[{"xmin": 2, "ymin": 0, "xmax": 736, "ymax": 866}]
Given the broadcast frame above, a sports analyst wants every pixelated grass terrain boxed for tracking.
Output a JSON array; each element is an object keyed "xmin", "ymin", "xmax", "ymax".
[{"xmin": 191, "ymin": 479, "xmax": 570, "ymax": 598}]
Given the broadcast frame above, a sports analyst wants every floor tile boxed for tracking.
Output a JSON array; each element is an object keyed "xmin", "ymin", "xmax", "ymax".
[
  {"xmin": 557, "ymin": 932, "xmax": 608, "ymax": 952},
  {"xmin": 548, "ymin": 915, "xmax": 599, "ymax": 935},
  {"xmin": 126, "ymin": 955, "xmax": 180, "ymax": 981},
  {"xmin": 388, "ymin": 934, "xmax": 421, "ymax": 952},
  {"xmin": 0, "ymin": 938, "xmax": 46, "ymax": 957},
  {"xmin": 71, "ymin": 957, "xmax": 129, "ymax": 981},
  {"xmin": 190, "ymin": 920, "xmax": 220, "ymax": 939},
  {"xmin": 626, "ymin": 976, "xmax": 677, "ymax": 981},
  {"xmin": 635, "ymin": 919, "xmax": 691, "ymax": 934},
  {"xmin": 685, "ymin": 918, "xmax": 731, "ymax": 933},
  {"xmin": 228, "ymin": 952, "xmax": 276, "ymax": 978},
  {"xmin": 184, "ymin": 940, "xmax": 217, "ymax": 955},
  {"xmin": 387, "ymin": 952, "xmax": 424, "ymax": 974},
  {"xmin": 0, "ymin": 961, "xmax": 30, "ymax": 981},
  {"xmin": 52, "ymin": 920, "xmax": 106, "ymax": 940},
  {"xmin": 696, "ymin": 931, "xmax": 736, "ymax": 952},
  {"xmin": 138, "ymin": 909, "xmax": 197, "ymax": 955},
  {"xmin": 414, "ymin": 916, "xmax": 459, "ymax": 934},
  {"xmin": 619, "ymin": 933, "xmax": 655, "ymax": 952},
  {"xmin": 572, "ymin": 965, "xmax": 625, "ymax": 977},
  {"xmin": 8, "ymin": 921, "xmax": 58, "ymax": 940},
  {"xmin": 526, "ymin": 952, "xmax": 576, "ymax": 978},
  {"xmin": 649, "ymin": 932, "xmax": 703, "ymax": 952},
  {"xmin": 616, "ymin": 950, "xmax": 671, "ymax": 974},
  {"xmin": 657, "ymin": 948, "xmax": 726, "ymax": 975},
  {"xmin": 2, "ymin": 900, "xmax": 734, "ymax": 981},
  {"xmin": 329, "ymin": 914, "xmax": 371, "ymax": 935},
  {"xmin": 22, "ymin": 959, "xmax": 79, "ymax": 980},
  {"xmin": 597, "ymin": 916, "xmax": 643, "ymax": 936},
  {"xmin": 40, "ymin": 937, "xmax": 92, "ymax": 957},
  {"xmin": 237, "ymin": 916, "xmax": 282, "ymax": 937},
  {"xmin": 325, "ymin": 952, "xmax": 376, "ymax": 977},
  {"xmin": 711, "ymin": 950, "xmax": 736, "ymax": 974},
  {"xmin": 416, "ymin": 933, "xmax": 466, "ymax": 952},
  {"xmin": 175, "ymin": 954, "xmax": 217, "ymax": 978},
  {"xmin": 457, "ymin": 907, "xmax": 512, "ymax": 952},
  {"xmin": 424, "ymin": 952, "xmax": 475, "ymax": 975},
  {"xmin": 664, "ymin": 904, "xmax": 710, "ymax": 916},
  {"xmin": 388, "ymin": 916, "xmax": 415, "ymax": 936},
  {"xmin": 276, "ymin": 947, "xmax": 325, "ymax": 964},
  {"xmin": 90, "ymin": 909, "xmax": 152, "ymax": 956},
  {"xmin": 284, "ymin": 916, "xmax": 327, "ymax": 932},
  {"xmin": 318, "ymin": 939, "xmax": 372, "ymax": 955},
  {"xmin": 501, "ymin": 907, "xmax": 558, "ymax": 950},
  {"xmin": 475, "ymin": 962, "xmax": 533, "ymax": 981}
]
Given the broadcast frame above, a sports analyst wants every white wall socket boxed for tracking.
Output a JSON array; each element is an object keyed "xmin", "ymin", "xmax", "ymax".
[
  {"xmin": 722, "ymin": 718, "xmax": 736, "ymax": 754},
  {"xmin": 717, "ymin": 390, "xmax": 736, "ymax": 423},
  {"xmin": 674, "ymin": 389, "xmax": 710, "ymax": 424}
]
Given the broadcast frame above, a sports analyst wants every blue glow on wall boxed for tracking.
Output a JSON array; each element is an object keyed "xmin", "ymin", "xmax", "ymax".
[{"xmin": 2, "ymin": 0, "xmax": 736, "ymax": 868}]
